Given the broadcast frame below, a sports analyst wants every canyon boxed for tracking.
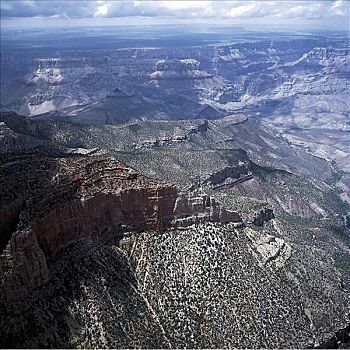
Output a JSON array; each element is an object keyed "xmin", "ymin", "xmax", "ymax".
[
  {"xmin": 0, "ymin": 25, "xmax": 349, "ymax": 348},
  {"xmin": 0, "ymin": 110, "xmax": 349, "ymax": 348},
  {"xmin": 1, "ymin": 30, "xmax": 348, "ymax": 174}
]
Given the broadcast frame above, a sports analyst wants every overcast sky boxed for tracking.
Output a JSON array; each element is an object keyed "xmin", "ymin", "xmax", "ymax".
[{"xmin": 1, "ymin": 0, "xmax": 349, "ymax": 31}]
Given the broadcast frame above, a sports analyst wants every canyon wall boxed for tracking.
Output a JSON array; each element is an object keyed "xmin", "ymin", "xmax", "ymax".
[
  {"xmin": 0, "ymin": 155, "xmax": 242, "ymax": 313},
  {"xmin": 4, "ymin": 36, "xmax": 347, "ymax": 121}
]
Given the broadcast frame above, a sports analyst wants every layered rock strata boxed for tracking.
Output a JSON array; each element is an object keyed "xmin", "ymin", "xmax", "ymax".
[{"xmin": 0, "ymin": 155, "xmax": 242, "ymax": 313}]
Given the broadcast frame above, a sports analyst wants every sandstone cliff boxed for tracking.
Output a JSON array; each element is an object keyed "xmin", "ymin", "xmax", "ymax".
[{"xmin": 0, "ymin": 155, "xmax": 241, "ymax": 313}]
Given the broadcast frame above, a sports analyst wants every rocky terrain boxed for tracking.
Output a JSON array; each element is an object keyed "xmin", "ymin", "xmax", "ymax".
[
  {"xmin": 0, "ymin": 110, "xmax": 349, "ymax": 348},
  {"xmin": 3, "ymin": 38, "xmax": 348, "ymax": 122},
  {"xmin": 0, "ymin": 25, "xmax": 349, "ymax": 349},
  {"xmin": 0, "ymin": 152, "xmax": 242, "ymax": 308},
  {"xmin": 1, "ymin": 31, "xmax": 349, "ymax": 175}
]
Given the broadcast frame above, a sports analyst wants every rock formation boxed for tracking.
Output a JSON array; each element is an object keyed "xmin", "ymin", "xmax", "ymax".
[
  {"xmin": 0, "ymin": 112, "xmax": 349, "ymax": 348},
  {"xmin": 0, "ymin": 28, "xmax": 349, "ymax": 348},
  {"xmin": 0, "ymin": 155, "xmax": 242, "ymax": 314},
  {"xmin": 252, "ymin": 208, "xmax": 275, "ymax": 226}
]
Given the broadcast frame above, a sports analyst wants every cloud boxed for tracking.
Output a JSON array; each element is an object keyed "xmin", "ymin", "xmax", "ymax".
[
  {"xmin": 224, "ymin": 2, "xmax": 282, "ymax": 19},
  {"xmin": 277, "ymin": 2, "xmax": 332, "ymax": 19},
  {"xmin": 0, "ymin": 0, "xmax": 348, "ymax": 24},
  {"xmin": 332, "ymin": 0, "xmax": 349, "ymax": 16},
  {"xmin": 0, "ymin": 1, "xmax": 96, "ymax": 18}
]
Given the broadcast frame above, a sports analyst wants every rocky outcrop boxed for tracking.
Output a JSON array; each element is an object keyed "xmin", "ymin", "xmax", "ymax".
[
  {"xmin": 132, "ymin": 135, "xmax": 188, "ymax": 149},
  {"xmin": 150, "ymin": 59, "xmax": 212, "ymax": 80},
  {"xmin": 0, "ymin": 199, "xmax": 23, "ymax": 252},
  {"xmin": 188, "ymin": 119, "xmax": 209, "ymax": 133},
  {"xmin": 173, "ymin": 191, "xmax": 243, "ymax": 227},
  {"xmin": 246, "ymin": 228, "xmax": 292, "ymax": 269},
  {"xmin": 0, "ymin": 229, "xmax": 49, "ymax": 314},
  {"xmin": 0, "ymin": 155, "xmax": 242, "ymax": 313},
  {"xmin": 252, "ymin": 208, "xmax": 275, "ymax": 226},
  {"xmin": 204, "ymin": 166, "xmax": 251, "ymax": 187}
]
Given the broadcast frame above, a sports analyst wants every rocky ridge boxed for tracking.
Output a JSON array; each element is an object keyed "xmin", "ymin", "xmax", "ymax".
[
  {"xmin": 0, "ymin": 111, "xmax": 349, "ymax": 348},
  {"xmin": 0, "ymin": 154, "xmax": 242, "ymax": 314}
]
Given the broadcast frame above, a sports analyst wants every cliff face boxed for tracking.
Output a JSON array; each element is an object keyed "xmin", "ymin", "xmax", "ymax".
[
  {"xmin": 2, "ymin": 37, "xmax": 347, "ymax": 121},
  {"xmin": 0, "ymin": 113, "xmax": 349, "ymax": 348},
  {"xmin": 150, "ymin": 59, "xmax": 212, "ymax": 81},
  {"xmin": 1, "ymin": 229, "xmax": 49, "ymax": 312},
  {"xmin": 252, "ymin": 208, "xmax": 275, "ymax": 226},
  {"xmin": 0, "ymin": 199, "xmax": 23, "ymax": 252},
  {"xmin": 0, "ymin": 155, "xmax": 241, "ymax": 313}
]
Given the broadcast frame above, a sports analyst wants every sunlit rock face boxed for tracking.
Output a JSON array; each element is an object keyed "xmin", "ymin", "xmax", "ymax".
[{"xmin": 0, "ymin": 153, "xmax": 242, "ymax": 315}]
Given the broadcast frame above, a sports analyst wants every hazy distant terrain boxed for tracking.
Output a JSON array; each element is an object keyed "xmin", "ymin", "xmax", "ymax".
[{"xmin": 1, "ymin": 26, "xmax": 349, "ymax": 171}]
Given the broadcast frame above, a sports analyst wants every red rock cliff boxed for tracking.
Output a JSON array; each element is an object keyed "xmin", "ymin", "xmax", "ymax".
[{"xmin": 0, "ymin": 155, "xmax": 241, "ymax": 313}]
